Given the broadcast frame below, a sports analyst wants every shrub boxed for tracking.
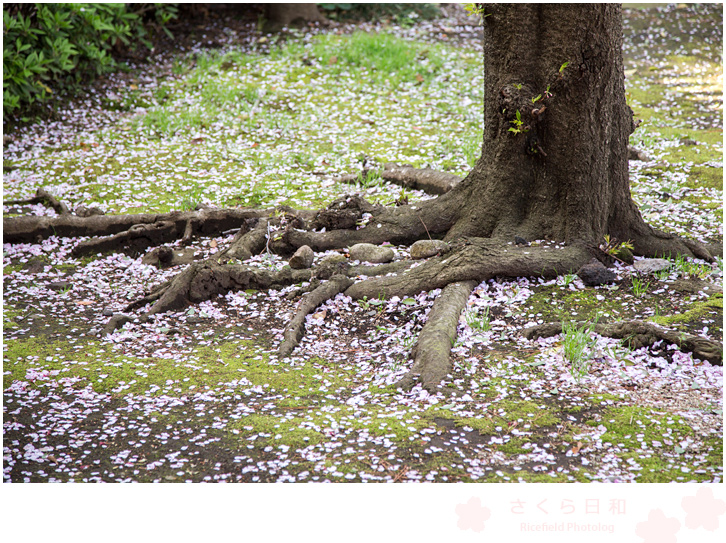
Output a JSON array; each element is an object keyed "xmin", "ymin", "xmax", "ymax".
[
  {"xmin": 317, "ymin": 3, "xmax": 440, "ymax": 25},
  {"xmin": 3, "ymin": 3, "xmax": 178, "ymax": 120}
]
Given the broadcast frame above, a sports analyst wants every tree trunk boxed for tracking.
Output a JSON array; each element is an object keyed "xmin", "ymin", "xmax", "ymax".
[{"xmin": 435, "ymin": 4, "xmax": 706, "ymax": 259}]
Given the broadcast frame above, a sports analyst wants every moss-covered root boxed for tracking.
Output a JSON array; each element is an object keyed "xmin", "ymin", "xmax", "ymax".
[
  {"xmin": 278, "ymin": 274, "xmax": 353, "ymax": 358},
  {"xmin": 524, "ymin": 320, "xmax": 723, "ymax": 365},
  {"xmin": 397, "ymin": 280, "xmax": 477, "ymax": 392}
]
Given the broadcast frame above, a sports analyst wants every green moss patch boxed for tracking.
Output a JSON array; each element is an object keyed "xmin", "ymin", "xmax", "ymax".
[
  {"xmin": 598, "ymin": 405, "xmax": 717, "ymax": 482},
  {"xmin": 651, "ymin": 292, "xmax": 722, "ymax": 326}
]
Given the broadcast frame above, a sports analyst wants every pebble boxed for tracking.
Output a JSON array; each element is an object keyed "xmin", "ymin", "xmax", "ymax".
[
  {"xmin": 289, "ymin": 245, "xmax": 315, "ymax": 269},
  {"xmin": 349, "ymin": 243, "xmax": 395, "ymax": 264},
  {"xmin": 633, "ymin": 258, "xmax": 672, "ymax": 274}
]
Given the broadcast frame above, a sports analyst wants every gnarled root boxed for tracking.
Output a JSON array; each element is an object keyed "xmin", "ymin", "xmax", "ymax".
[
  {"xmin": 4, "ymin": 187, "xmax": 70, "ymax": 216},
  {"xmin": 114, "ymin": 262, "xmax": 313, "ymax": 333},
  {"xmin": 73, "ymin": 221, "xmax": 179, "ymax": 257},
  {"xmin": 3, "ymin": 206, "xmax": 269, "ymax": 245},
  {"xmin": 278, "ymin": 274, "xmax": 353, "ymax": 358},
  {"xmin": 630, "ymin": 227, "xmax": 720, "ymax": 261},
  {"xmin": 523, "ymin": 320, "xmax": 722, "ymax": 365},
  {"xmin": 396, "ymin": 280, "xmax": 477, "ymax": 393},
  {"xmin": 216, "ymin": 219, "xmax": 269, "ymax": 261},
  {"xmin": 344, "ymin": 238, "xmax": 594, "ymax": 300}
]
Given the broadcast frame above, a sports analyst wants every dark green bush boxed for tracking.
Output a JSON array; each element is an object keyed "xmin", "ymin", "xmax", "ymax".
[
  {"xmin": 3, "ymin": 3, "xmax": 178, "ymax": 120},
  {"xmin": 317, "ymin": 3, "xmax": 440, "ymax": 24}
]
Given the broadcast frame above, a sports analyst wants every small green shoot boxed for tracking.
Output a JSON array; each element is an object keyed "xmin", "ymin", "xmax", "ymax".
[
  {"xmin": 562, "ymin": 318, "xmax": 598, "ymax": 382},
  {"xmin": 601, "ymin": 235, "xmax": 634, "ymax": 259},
  {"xmin": 509, "ymin": 109, "xmax": 528, "ymax": 135},
  {"xmin": 559, "ymin": 61, "xmax": 570, "ymax": 74},
  {"xmin": 357, "ymin": 169, "xmax": 383, "ymax": 189},
  {"xmin": 466, "ymin": 306, "xmax": 491, "ymax": 333},
  {"xmin": 631, "ymin": 275, "xmax": 650, "ymax": 297},
  {"xmin": 464, "ymin": 3, "xmax": 491, "ymax": 20},
  {"xmin": 673, "ymin": 253, "xmax": 714, "ymax": 279}
]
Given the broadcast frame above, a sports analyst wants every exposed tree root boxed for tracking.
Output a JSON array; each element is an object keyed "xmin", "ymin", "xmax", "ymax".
[
  {"xmin": 349, "ymin": 260, "xmax": 415, "ymax": 278},
  {"xmin": 278, "ymin": 274, "xmax": 353, "ymax": 358},
  {"xmin": 396, "ymin": 280, "xmax": 477, "ymax": 393},
  {"xmin": 337, "ymin": 163, "xmax": 463, "ymax": 195},
  {"xmin": 102, "ymin": 314, "xmax": 134, "ymax": 336},
  {"xmin": 123, "ymin": 262, "xmax": 314, "ymax": 320},
  {"xmin": 4, "ymin": 187, "xmax": 70, "ymax": 216},
  {"xmin": 3, "ymin": 206, "xmax": 272, "ymax": 245},
  {"xmin": 628, "ymin": 224, "xmax": 721, "ymax": 261},
  {"xmin": 344, "ymin": 238, "xmax": 595, "ymax": 300},
  {"xmin": 72, "ymin": 221, "xmax": 180, "ymax": 257},
  {"xmin": 271, "ymin": 198, "xmax": 459, "ymax": 255},
  {"xmin": 216, "ymin": 219, "xmax": 269, "ymax": 261},
  {"xmin": 523, "ymin": 321, "xmax": 722, "ymax": 365}
]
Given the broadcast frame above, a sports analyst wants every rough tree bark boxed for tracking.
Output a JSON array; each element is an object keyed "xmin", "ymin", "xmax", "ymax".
[
  {"xmin": 438, "ymin": 3, "xmax": 710, "ymax": 260},
  {"xmin": 4, "ymin": 4, "xmax": 718, "ymax": 391}
]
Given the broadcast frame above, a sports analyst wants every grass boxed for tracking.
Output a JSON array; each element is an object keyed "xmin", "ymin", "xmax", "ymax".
[
  {"xmin": 631, "ymin": 275, "xmax": 651, "ymax": 297},
  {"xmin": 466, "ymin": 306, "xmax": 491, "ymax": 333},
  {"xmin": 561, "ymin": 319, "xmax": 598, "ymax": 382},
  {"xmin": 310, "ymin": 31, "xmax": 447, "ymax": 88},
  {"xmin": 672, "ymin": 253, "xmax": 715, "ymax": 279},
  {"xmin": 6, "ymin": 30, "xmax": 481, "ymax": 216}
]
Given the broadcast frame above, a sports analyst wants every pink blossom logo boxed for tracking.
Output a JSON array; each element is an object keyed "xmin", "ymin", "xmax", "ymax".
[
  {"xmin": 636, "ymin": 509, "xmax": 680, "ymax": 543},
  {"xmin": 456, "ymin": 497, "xmax": 491, "ymax": 532},
  {"xmin": 682, "ymin": 487, "xmax": 726, "ymax": 531}
]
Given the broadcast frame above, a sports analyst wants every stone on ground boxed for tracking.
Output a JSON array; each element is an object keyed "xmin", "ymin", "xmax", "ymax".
[
  {"xmin": 289, "ymin": 245, "xmax": 315, "ymax": 269},
  {"xmin": 349, "ymin": 243, "xmax": 395, "ymax": 264},
  {"xmin": 633, "ymin": 258, "xmax": 672, "ymax": 274},
  {"xmin": 577, "ymin": 258, "xmax": 617, "ymax": 286}
]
